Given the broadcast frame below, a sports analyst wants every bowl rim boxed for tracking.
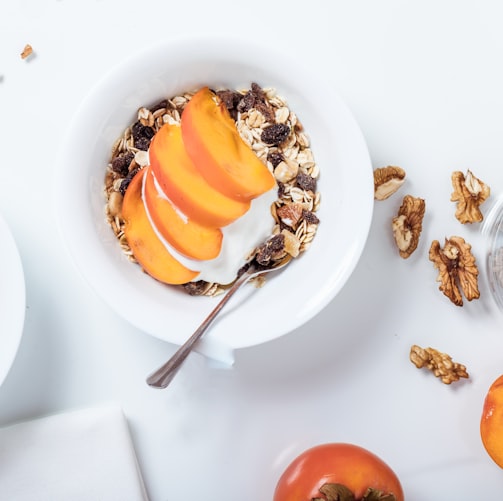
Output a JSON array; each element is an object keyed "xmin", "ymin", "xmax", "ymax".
[{"xmin": 53, "ymin": 35, "xmax": 374, "ymax": 363}]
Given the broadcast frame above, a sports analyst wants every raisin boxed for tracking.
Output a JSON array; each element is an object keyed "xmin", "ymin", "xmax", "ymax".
[
  {"xmin": 277, "ymin": 182, "xmax": 286, "ymax": 199},
  {"xmin": 111, "ymin": 151, "xmax": 134, "ymax": 176},
  {"xmin": 302, "ymin": 210, "xmax": 320, "ymax": 225},
  {"xmin": 134, "ymin": 137, "xmax": 151, "ymax": 151},
  {"xmin": 255, "ymin": 234, "xmax": 285, "ymax": 265},
  {"xmin": 235, "ymin": 83, "xmax": 275, "ymax": 122},
  {"xmin": 119, "ymin": 167, "xmax": 140, "ymax": 195},
  {"xmin": 279, "ymin": 221, "xmax": 292, "ymax": 232},
  {"xmin": 261, "ymin": 123, "xmax": 290, "ymax": 146},
  {"xmin": 132, "ymin": 121, "xmax": 155, "ymax": 141},
  {"xmin": 182, "ymin": 281, "xmax": 209, "ymax": 296},
  {"xmin": 216, "ymin": 89, "xmax": 242, "ymax": 111},
  {"xmin": 216, "ymin": 89, "xmax": 242, "ymax": 120},
  {"xmin": 132, "ymin": 121, "xmax": 154, "ymax": 150},
  {"xmin": 150, "ymin": 99, "xmax": 168, "ymax": 112},
  {"xmin": 267, "ymin": 151, "xmax": 284, "ymax": 168},
  {"xmin": 237, "ymin": 91, "xmax": 256, "ymax": 113},
  {"xmin": 296, "ymin": 172, "xmax": 317, "ymax": 192}
]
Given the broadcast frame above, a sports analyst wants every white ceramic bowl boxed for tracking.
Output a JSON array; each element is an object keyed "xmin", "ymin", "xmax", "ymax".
[
  {"xmin": 0, "ymin": 213, "xmax": 25, "ymax": 386},
  {"xmin": 54, "ymin": 36, "xmax": 373, "ymax": 363}
]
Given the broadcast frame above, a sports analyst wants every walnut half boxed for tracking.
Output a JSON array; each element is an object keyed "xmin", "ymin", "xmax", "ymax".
[
  {"xmin": 429, "ymin": 236, "xmax": 480, "ymax": 306},
  {"xmin": 451, "ymin": 169, "xmax": 490, "ymax": 224},
  {"xmin": 392, "ymin": 195, "xmax": 425, "ymax": 258},
  {"xmin": 410, "ymin": 345, "xmax": 469, "ymax": 384},
  {"xmin": 374, "ymin": 166, "xmax": 406, "ymax": 200}
]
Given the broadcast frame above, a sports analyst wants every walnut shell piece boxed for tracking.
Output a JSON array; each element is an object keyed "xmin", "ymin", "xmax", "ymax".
[
  {"xmin": 451, "ymin": 169, "xmax": 490, "ymax": 224},
  {"xmin": 429, "ymin": 236, "xmax": 480, "ymax": 306},
  {"xmin": 410, "ymin": 345, "xmax": 469, "ymax": 384},
  {"xmin": 392, "ymin": 195, "xmax": 425, "ymax": 258},
  {"xmin": 373, "ymin": 166, "xmax": 406, "ymax": 200}
]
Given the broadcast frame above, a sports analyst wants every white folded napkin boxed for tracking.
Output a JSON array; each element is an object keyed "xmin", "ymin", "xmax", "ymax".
[{"xmin": 0, "ymin": 404, "xmax": 148, "ymax": 501}]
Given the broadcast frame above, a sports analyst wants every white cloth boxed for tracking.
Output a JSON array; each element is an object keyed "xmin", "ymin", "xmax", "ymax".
[{"xmin": 0, "ymin": 404, "xmax": 148, "ymax": 501}]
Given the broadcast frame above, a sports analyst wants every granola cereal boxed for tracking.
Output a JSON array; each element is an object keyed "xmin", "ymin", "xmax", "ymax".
[{"xmin": 104, "ymin": 83, "xmax": 320, "ymax": 296}]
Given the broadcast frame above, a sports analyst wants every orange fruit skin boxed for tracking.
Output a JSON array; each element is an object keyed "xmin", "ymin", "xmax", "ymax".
[
  {"xmin": 181, "ymin": 86, "xmax": 276, "ymax": 201},
  {"xmin": 143, "ymin": 166, "xmax": 223, "ymax": 260},
  {"xmin": 481, "ymin": 375, "xmax": 503, "ymax": 468},
  {"xmin": 273, "ymin": 443, "xmax": 404, "ymax": 501},
  {"xmin": 149, "ymin": 122, "xmax": 250, "ymax": 227},
  {"xmin": 122, "ymin": 168, "xmax": 199, "ymax": 285}
]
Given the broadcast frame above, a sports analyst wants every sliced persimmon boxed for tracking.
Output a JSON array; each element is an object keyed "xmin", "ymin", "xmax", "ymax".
[
  {"xmin": 122, "ymin": 168, "xmax": 199, "ymax": 285},
  {"xmin": 149, "ymin": 122, "xmax": 250, "ymax": 227},
  {"xmin": 143, "ymin": 166, "xmax": 223, "ymax": 260},
  {"xmin": 181, "ymin": 86, "xmax": 276, "ymax": 201}
]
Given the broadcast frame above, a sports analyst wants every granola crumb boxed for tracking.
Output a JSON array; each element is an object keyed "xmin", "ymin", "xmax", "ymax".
[{"xmin": 20, "ymin": 44, "xmax": 34, "ymax": 60}]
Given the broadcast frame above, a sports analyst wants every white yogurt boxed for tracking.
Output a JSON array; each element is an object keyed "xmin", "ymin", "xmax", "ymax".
[{"xmin": 142, "ymin": 169, "xmax": 277, "ymax": 285}]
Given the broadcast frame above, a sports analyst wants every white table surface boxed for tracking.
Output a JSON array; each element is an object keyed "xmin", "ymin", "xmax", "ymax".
[{"xmin": 2, "ymin": 1, "xmax": 503, "ymax": 499}]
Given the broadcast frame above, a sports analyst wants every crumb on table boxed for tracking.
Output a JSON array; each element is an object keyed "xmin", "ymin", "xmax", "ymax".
[{"xmin": 20, "ymin": 44, "xmax": 33, "ymax": 60}]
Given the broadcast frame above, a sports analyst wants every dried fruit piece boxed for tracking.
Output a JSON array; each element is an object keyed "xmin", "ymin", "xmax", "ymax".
[
  {"xmin": 281, "ymin": 229, "xmax": 301, "ymax": 258},
  {"xmin": 410, "ymin": 345, "xmax": 469, "ymax": 384},
  {"xmin": 131, "ymin": 121, "xmax": 155, "ymax": 151},
  {"xmin": 451, "ymin": 169, "xmax": 490, "ymax": 224},
  {"xmin": 261, "ymin": 123, "xmax": 291, "ymax": 146},
  {"xmin": 267, "ymin": 151, "xmax": 284, "ymax": 168},
  {"xmin": 302, "ymin": 210, "xmax": 320, "ymax": 225},
  {"xmin": 373, "ymin": 166, "xmax": 406, "ymax": 200},
  {"xmin": 429, "ymin": 236, "xmax": 480, "ymax": 306},
  {"xmin": 255, "ymin": 234, "xmax": 286, "ymax": 265},
  {"xmin": 276, "ymin": 203, "xmax": 304, "ymax": 229},
  {"xmin": 391, "ymin": 195, "xmax": 425, "ymax": 258},
  {"xmin": 111, "ymin": 151, "xmax": 134, "ymax": 176},
  {"xmin": 236, "ymin": 82, "xmax": 275, "ymax": 122},
  {"xmin": 296, "ymin": 172, "xmax": 317, "ymax": 192}
]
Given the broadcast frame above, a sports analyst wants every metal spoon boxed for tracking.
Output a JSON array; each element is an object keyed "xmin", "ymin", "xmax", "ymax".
[{"xmin": 146, "ymin": 257, "xmax": 291, "ymax": 389}]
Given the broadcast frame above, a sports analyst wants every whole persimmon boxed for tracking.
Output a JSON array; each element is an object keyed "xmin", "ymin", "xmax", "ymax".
[
  {"xmin": 273, "ymin": 442, "xmax": 404, "ymax": 501},
  {"xmin": 481, "ymin": 374, "xmax": 503, "ymax": 468}
]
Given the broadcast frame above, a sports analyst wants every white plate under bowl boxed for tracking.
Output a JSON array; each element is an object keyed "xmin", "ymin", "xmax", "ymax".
[
  {"xmin": 54, "ymin": 36, "xmax": 373, "ymax": 363},
  {"xmin": 0, "ymin": 214, "xmax": 26, "ymax": 385}
]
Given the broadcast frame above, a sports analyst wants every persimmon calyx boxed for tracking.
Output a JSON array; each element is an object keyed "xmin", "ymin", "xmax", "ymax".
[
  {"xmin": 312, "ymin": 483, "xmax": 354, "ymax": 501},
  {"xmin": 312, "ymin": 483, "xmax": 397, "ymax": 501}
]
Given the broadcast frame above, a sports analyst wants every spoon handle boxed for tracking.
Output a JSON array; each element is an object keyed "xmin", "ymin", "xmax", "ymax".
[{"xmin": 146, "ymin": 267, "xmax": 254, "ymax": 389}]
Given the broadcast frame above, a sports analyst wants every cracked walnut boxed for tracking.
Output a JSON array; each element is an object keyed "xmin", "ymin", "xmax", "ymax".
[
  {"xmin": 392, "ymin": 195, "xmax": 425, "ymax": 258},
  {"xmin": 429, "ymin": 236, "xmax": 480, "ymax": 306},
  {"xmin": 451, "ymin": 169, "xmax": 490, "ymax": 224},
  {"xmin": 410, "ymin": 345, "xmax": 469, "ymax": 384},
  {"xmin": 373, "ymin": 166, "xmax": 406, "ymax": 200}
]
